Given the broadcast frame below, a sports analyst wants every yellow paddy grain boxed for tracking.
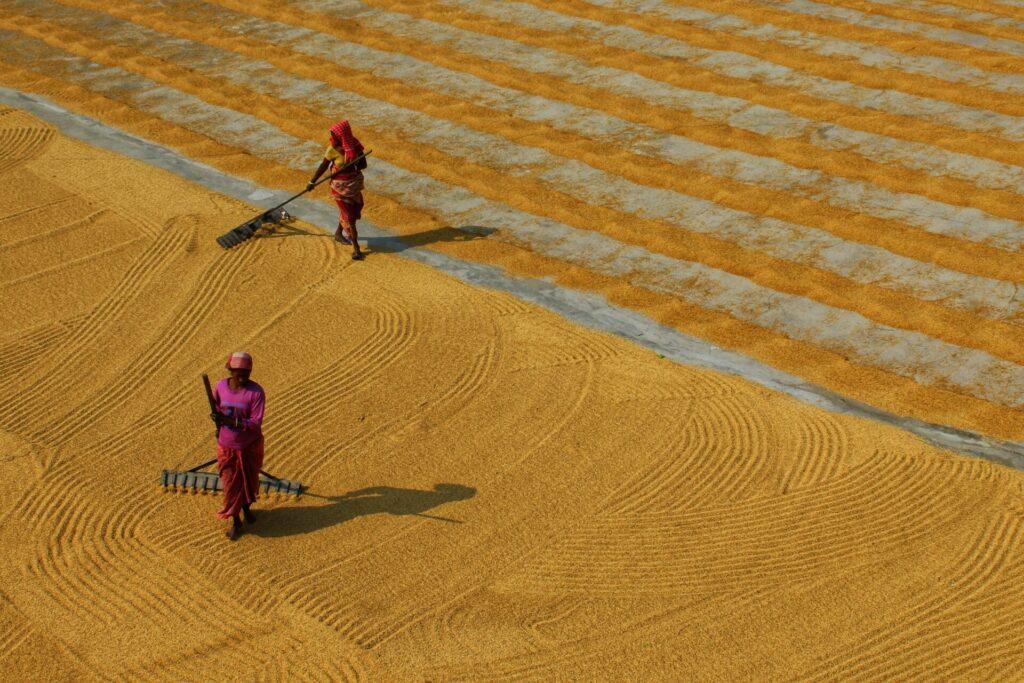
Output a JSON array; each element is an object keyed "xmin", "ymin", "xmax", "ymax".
[{"xmin": 1, "ymin": 110, "xmax": 1023, "ymax": 679}]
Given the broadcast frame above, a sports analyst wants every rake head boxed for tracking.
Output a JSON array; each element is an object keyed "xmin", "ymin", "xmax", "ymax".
[
  {"xmin": 216, "ymin": 208, "xmax": 293, "ymax": 249},
  {"xmin": 216, "ymin": 217, "xmax": 262, "ymax": 249},
  {"xmin": 161, "ymin": 469, "xmax": 304, "ymax": 497}
]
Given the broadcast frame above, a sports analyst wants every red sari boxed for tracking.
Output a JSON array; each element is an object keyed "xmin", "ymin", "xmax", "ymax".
[
  {"xmin": 216, "ymin": 437, "xmax": 264, "ymax": 520},
  {"xmin": 326, "ymin": 120, "xmax": 365, "ymax": 231},
  {"xmin": 330, "ymin": 173, "xmax": 364, "ymax": 228}
]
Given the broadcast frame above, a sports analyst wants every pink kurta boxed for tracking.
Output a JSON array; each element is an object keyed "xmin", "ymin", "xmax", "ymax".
[
  {"xmin": 212, "ymin": 379, "xmax": 264, "ymax": 450},
  {"xmin": 211, "ymin": 379, "xmax": 266, "ymax": 519}
]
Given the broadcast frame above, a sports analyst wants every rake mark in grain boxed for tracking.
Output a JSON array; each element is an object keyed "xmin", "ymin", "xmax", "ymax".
[
  {"xmin": 28, "ymin": 243, "xmax": 259, "ymax": 444},
  {"xmin": 0, "ymin": 226, "xmax": 190, "ymax": 420},
  {"xmin": 258, "ymin": 333, "xmax": 501, "ymax": 642},
  {"xmin": 23, "ymin": 475, "xmax": 283, "ymax": 674},
  {"xmin": 0, "ymin": 622, "xmax": 30, "ymax": 663},
  {"xmin": 389, "ymin": 326, "xmax": 502, "ymax": 444},
  {"xmin": 0, "ymin": 314, "xmax": 84, "ymax": 382},
  {"xmin": 268, "ymin": 293, "xmax": 418, "ymax": 479},
  {"xmin": 599, "ymin": 399, "xmax": 696, "ymax": 514},
  {"xmin": 778, "ymin": 406, "xmax": 849, "ymax": 492},
  {"xmin": 803, "ymin": 512, "xmax": 1024, "ymax": 679},
  {"xmin": 349, "ymin": 359, "xmax": 604, "ymax": 652},
  {"xmin": 0, "ymin": 236, "xmax": 143, "ymax": 288},
  {"xmin": 513, "ymin": 454, "xmax": 961, "ymax": 594},
  {"xmin": 617, "ymin": 392, "xmax": 776, "ymax": 513},
  {"xmin": 0, "ymin": 123, "xmax": 53, "ymax": 175}
]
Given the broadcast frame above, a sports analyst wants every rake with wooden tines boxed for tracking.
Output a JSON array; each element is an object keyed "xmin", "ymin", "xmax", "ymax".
[{"xmin": 160, "ymin": 374, "xmax": 304, "ymax": 497}]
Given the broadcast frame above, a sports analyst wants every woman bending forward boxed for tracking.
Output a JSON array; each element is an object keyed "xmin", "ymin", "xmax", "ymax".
[{"xmin": 308, "ymin": 120, "xmax": 366, "ymax": 260}]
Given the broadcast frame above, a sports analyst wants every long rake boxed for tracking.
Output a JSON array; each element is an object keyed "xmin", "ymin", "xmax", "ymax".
[
  {"xmin": 216, "ymin": 150, "xmax": 371, "ymax": 249},
  {"xmin": 160, "ymin": 374, "xmax": 304, "ymax": 497}
]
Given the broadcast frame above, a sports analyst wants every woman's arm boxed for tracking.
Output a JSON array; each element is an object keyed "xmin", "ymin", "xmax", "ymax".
[
  {"xmin": 239, "ymin": 391, "xmax": 265, "ymax": 431},
  {"xmin": 306, "ymin": 158, "xmax": 332, "ymax": 191}
]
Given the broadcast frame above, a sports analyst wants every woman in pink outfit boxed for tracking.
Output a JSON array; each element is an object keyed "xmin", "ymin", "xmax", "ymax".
[{"xmin": 211, "ymin": 351, "xmax": 265, "ymax": 540}]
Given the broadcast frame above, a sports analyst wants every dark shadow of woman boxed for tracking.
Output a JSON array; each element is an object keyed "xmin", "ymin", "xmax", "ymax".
[
  {"xmin": 249, "ymin": 483, "xmax": 476, "ymax": 538},
  {"xmin": 257, "ymin": 224, "xmax": 495, "ymax": 253},
  {"xmin": 366, "ymin": 225, "xmax": 495, "ymax": 253}
]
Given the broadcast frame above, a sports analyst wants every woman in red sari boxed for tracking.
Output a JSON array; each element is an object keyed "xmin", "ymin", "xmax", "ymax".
[
  {"xmin": 308, "ymin": 120, "xmax": 366, "ymax": 260},
  {"xmin": 211, "ymin": 352, "xmax": 265, "ymax": 540}
]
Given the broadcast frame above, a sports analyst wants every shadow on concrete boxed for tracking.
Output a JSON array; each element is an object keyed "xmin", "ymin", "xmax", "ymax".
[
  {"xmin": 367, "ymin": 225, "xmax": 495, "ymax": 253},
  {"xmin": 252, "ymin": 222, "xmax": 318, "ymax": 240},
  {"xmin": 256, "ymin": 224, "xmax": 495, "ymax": 253},
  {"xmin": 249, "ymin": 483, "xmax": 477, "ymax": 537}
]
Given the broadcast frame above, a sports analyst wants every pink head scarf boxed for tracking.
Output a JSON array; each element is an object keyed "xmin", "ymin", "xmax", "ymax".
[
  {"xmin": 225, "ymin": 352, "xmax": 253, "ymax": 371},
  {"xmin": 329, "ymin": 120, "xmax": 363, "ymax": 162}
]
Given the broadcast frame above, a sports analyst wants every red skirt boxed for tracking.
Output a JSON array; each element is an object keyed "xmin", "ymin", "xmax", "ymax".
[
  {"xmin": 216, "ymin": 436, "xmax": 264, "ymax": 520},
  {"xmin": 330, "ymin": 173, "xmax": 364, "ymax": 227}
]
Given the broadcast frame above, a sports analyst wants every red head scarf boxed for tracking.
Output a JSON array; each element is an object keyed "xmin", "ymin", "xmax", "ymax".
[{"xmin": 329, "ymin": 120, "xmax": 363, "ymax": 162}]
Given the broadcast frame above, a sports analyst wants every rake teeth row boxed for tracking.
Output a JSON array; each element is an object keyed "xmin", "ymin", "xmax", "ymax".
[
  {"xmin": 161, "ymin": 469, "xmax": 222, "ymax": 494},
  {"xmin": 160, "ymin": 470, "xmax": 303, "ymax": 497},
  {"xmin": 259, "ymin": 476, "xmax": 304, "ymax": 497},
  {"xmin": 216, "ymin": 217, "xmax": 263, "ymax": 249}
]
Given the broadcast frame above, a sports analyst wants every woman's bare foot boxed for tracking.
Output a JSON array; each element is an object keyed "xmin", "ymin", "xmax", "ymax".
[
  {"xmin": 334, "ymin": 227, "xmax": 352, "ymax": 245},
  {"xmin": 352, "ymin": 250, "xmax": 364, "ymax": 260},
  {"xmin": 226, "ymin": 519, "xmax": 242, "ymax": 540}
]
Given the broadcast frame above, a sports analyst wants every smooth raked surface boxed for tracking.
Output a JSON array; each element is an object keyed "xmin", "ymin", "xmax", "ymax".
[{"xmin": 2, "ymin": 107, "xmax": 1024, "ymax": 680}]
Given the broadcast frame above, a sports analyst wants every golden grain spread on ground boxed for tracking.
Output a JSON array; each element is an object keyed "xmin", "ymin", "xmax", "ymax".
[{"xmin": 3, "ymin": 0, "xmax": 1024, "ymax": 678}]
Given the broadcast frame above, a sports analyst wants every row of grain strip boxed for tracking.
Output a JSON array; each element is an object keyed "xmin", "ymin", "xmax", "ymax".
[{"xmin": 3, "ymin": 0, "xmax": 1024, "ymax": 437}]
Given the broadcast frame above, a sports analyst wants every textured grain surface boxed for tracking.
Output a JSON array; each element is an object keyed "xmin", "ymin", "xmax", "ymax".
[{"xmin": 5, "ymin": 0, "xmax": 1024, "ymax": 677}]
